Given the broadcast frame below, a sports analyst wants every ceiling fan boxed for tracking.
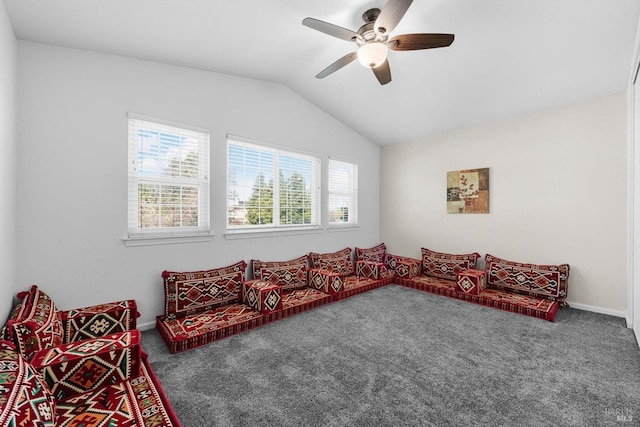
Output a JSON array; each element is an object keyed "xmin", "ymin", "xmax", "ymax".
[{"xmin": 302, "ymin": 0, "xmax": 454, "ymax": 85}]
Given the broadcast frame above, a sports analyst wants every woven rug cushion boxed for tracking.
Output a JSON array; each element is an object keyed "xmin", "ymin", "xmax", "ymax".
[
  {"xmin": 4, "ymin": 285, "xmax": 64, "ymax": 360},
  {"xmin": 30, "ymin": 330, "xmax": 142, "ymax": 401},
  {"xmin": 162, "ymin": 260, "xmax": 247, "ymax": 317},
  {"xmin": 251, "ymin": 255, "xmax": 307, "ymax": 281},
  {"xmin": 484, "ymin": 254, "xmax": 570, "ymax": 302},
  {"xmin": 260, "ymin": 264, "xmax": 307, "ymax": 290},
  {"xmin": 60, "ymin": 300, "xmax": 138, "ymax": 343},
  {"xmin": 280, "ymin": 288, "xmax": 331, "ymax": 310},
  {"xmin": 0, "ymin": 341, "xmax": 58, "ymax": 426},
  {"xmin": 309, "ymin": 247, "xmax": 353, "ymax": 275},
  {"xmin": 460, "ymin": 288, "xmax": 560, "ymax": 321},
  {"xmin": 355, "ymin": 243, "xmax": 386, "ymax": 263},
  {"xmin": 421, "ymin": 248, "xmax": 480, "ymax": 280},
  {"xmin": 385, "ymin": 254, "xmax": 421, "ymax": 278},
  {"xmin": 55, "ymin": 357, "xmax": 181, "ymax": 426},
  {"xmin": 158, "ymin": 303, "xmax": 263, "ymax": 344}
]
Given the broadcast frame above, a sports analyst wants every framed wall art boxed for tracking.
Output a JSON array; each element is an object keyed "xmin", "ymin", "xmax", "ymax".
[{"xmin": 447, "ymin": 168, "xmax": 489, "ymax": 214}]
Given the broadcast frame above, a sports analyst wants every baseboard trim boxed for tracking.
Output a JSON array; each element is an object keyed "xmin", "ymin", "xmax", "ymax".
[
  {"xmin": 138, "ymin": 320, "xmax": 156, "ymax": 331},
  {"xmin": 567, "ymin": 301, "xmax": 627, "ymax": 321}
]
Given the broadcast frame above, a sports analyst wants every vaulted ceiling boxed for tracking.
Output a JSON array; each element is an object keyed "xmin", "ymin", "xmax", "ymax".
[{"xmin": 4, "ymin": 0, "xmax": 640, "ymax": 145}]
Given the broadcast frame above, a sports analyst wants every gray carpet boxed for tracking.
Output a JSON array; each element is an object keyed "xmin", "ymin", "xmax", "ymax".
[{"xmin": 142, "ymin": 285, "xmax": 640, "ymax": 426}]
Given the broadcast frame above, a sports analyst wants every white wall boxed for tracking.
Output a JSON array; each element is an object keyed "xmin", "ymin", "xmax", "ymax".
[
  {"xmin": 16, "ymin": 42, "xmax": 381, "ymax": 328},
  {"xmin": 381, "ymin": 93, "xmax": 628, "ymax": 316},
  {"xmin": 0, "ymin": 3, "xmax": 17, "ymax": 322}
]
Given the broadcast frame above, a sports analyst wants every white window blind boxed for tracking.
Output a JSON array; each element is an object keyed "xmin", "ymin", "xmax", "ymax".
[
  {"xmin": 328, "ymin": 159, "xmax": 358, "ymax": 225},
  {"xmin": 227, "ymin": 136, "xmax": 320, "ymax": 230},
  {"xmin": 127, "ymin": 113, "xmax": 210, "ymax": 238}
]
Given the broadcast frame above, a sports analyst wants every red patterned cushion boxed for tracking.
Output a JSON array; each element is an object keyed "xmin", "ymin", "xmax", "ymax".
[
  {"xmin": 5, "ymin": 285, "xmax": 64, "ymax": 360},
  {"xmin": 309, "ymin": 247, "xmax": 353, "ymax": 275},
  {"xmin": 30, "ymin": 330, "xmax": 142, "ymax": 401},
  {"xmin": 484, "ymin": 254, "xmax": 570, "ymax": 302},
  {"xmin": 261, "ymin": 265, "xmax": 307, "ymax": 290},
  {"xmin": 162, "ymin": 260, "xmax": 247, "ymax": 318},
  {"xmin": 355, "ymin": 243, "xmax": 387, "ymax": 263},
  {"xmin": 421, "ymin": 248, "xmax": 480, "ymax": 280},
  {"xmin": 251, "ymin": 255, "xmax": 307, "ymax": 280},
  {"xmin": 0, "ymin": 341, "xmax": 57, "ymax": 426},
  {"xmin": 60, "ymin": 300, "xmax": 138, "ymax": 343}
]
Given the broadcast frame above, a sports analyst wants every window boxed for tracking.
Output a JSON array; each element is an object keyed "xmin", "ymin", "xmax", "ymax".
[
  {"xmin": 328, "ymin": 159, "xmax": 358, "ymax": 226},
  {"xmin": 127, "ymin": 113, "xmax": 210, "ymax": 239},
  {"xmin": 227, "ymin": 136, "xmax": 320, "ymax": 231}
]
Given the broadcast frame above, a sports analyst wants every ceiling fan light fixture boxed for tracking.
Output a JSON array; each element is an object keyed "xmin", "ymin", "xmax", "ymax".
[{"xmin": 357, "ymin": 42, "xmax": 388, "ymax": 68}]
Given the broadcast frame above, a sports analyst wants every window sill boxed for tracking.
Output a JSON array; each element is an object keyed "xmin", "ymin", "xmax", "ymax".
[
  {"xmin": 224, "ymin": 226, "xmax": 322, "ymax": 240},
  {"xmin": 123, "ymin": 233, "xmax": 214, "ymax": 247},
  {"xmin": 327, "ymin": 224, "xmax": 360, "ymax": 232}
]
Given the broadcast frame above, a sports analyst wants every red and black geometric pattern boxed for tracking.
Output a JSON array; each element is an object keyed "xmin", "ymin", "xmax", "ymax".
[
  {"xmin": 260, "ymin": 265, "xmax": 307, "ymax": 290},
  {"xmin": 456, "ymin": 269, "xmax": 487, "ymax": 295},
  {"xmin": 355, "ymin": 243, "xmax": 386, "ymax": 263},
  {"xmin": 60, "ymin": 300, "xmax": 139, "ymax": 343},
  {"xmin": 421, "ymin": 248, "xmax": 480, "ymax": 280},
  {"xmin": 355, "ymin": 260, "xmax": 394, "ymax": 280},
  {"xmin": 156, "ymin": 303, "xmax": 264, "ymax": 353},
  {"xmin": 484, "ymin": 254, "xmax": 570, "ymax": 303},
  {"xmin": 162, "ymin": 261, "xmax": 247, "ymax": 318},
  {"xmin": 251, "ymin": 255, "xmax": 307, "ymax": 280},
  {"xmin": 3, "ymin": 285, "xmax": 64, "ymax": 360},
  {"xmin": 55, "ymin": 357, "xmax": 181, "ymax": 426},
  {"xmin": 308, "ymin": 247, "xmax": 353, "ymax": 275},
  {"xmin": 241, "ymin": 281, "xmax": 283, "ymax": 314},
  {"xmin": 308, "ymin": 269, "xmax": 345, "ymax": 295},
  {"xmin": 385, "ymin": 254, "xmax": 421, "ymax": 278},
  {"xmin": 0, "ymin": 341, "xmax": 57, "ymax": 426},
  {"xmin": 30, "ymin": 330, "xmax": 142, "ymax": 401}
]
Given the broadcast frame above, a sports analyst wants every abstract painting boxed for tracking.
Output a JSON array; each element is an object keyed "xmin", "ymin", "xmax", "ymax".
[{"xmin": 447, "ymin": 168, "xmax": 489, "ymax": 214}]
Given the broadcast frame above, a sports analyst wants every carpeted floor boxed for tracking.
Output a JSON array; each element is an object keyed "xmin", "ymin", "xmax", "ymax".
[{"xmin": 142, "ymin": 285, "xmax": 640, "ymax": 426}]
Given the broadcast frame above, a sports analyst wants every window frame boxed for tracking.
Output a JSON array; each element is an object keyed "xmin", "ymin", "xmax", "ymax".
[
  {"xmin": 125, "ymin": 113, "xmax": 211, "ymax": 245},
  {"xmin": 226, "ymin": 135, "xmax": 321, "ymax": 237},
  {"xmin": 327, "ymin": 157, "xmax": 359, "ymax": 229}
]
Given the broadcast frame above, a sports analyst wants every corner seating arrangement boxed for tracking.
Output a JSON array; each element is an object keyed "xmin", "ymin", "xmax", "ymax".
[
  {"xmin": 0, "ymin": 285, "xmax": 181, "ymax": 426},
  {"xmin": 155, "ymin": 244, "xmax": 569, "ymax": 354}
]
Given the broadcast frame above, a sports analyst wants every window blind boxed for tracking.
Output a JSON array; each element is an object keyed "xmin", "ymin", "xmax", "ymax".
[
  {"xmin": 127, "ymin": 113, "xmax": 210, "ymax": 237},
  {"xmin": 328, "ymin": 159, "xmax": 358, "ymax": 225}
]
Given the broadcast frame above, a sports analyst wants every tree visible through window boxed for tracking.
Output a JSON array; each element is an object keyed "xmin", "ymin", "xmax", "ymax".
[
  {"xmin": 227, "ymin": 138, "xmax": 320, "ymax": 229},
  {"xmin": 328, "ymin": 159, "xmax": 358, "ymax": 225},
  {"xmin": 128, "ymin": 114, "xmax": 210, "ymax": 237}
]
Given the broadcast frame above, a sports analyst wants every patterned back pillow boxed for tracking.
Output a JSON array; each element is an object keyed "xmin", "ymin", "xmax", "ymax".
[
  {"xmin": 484, "ymin": 254, "xmax": 570, "ymax": 302},
  {"xmin": 261, "ymin": 265, "xmax": 307, "ymax": 290},
  {"xmin": 421, "ymin": 248, "xmax": 480, "ymax": 280},
  {"xmin": 4, "ymin": 285, "xmax": 64, "ymax": 360},
  {"xmin": 309, "ymin": 247, "xmax": 353, "ymax": 275},
  {"xmin": 251, "ymin": 255, "xmax": 308, "ymax": 281},
  {"xmin": 162, "ymin": 260, "xmax": 247, "ymax": 318},
  {"xmin": 0, "ymin": 341, "xmax": 57, "ymax": 426},
  {"xmin": 355, "ymin": 243, "xmax": 387, "ymax": 263}
]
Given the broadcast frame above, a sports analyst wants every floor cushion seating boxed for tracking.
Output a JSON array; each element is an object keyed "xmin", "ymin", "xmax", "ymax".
[
  {"xmin": 1, "ymin": 286, "xmax": 180, "ymax": 426},
  {"xmin": 308, "ymin": 246, "xmax": 394, "ymax": 300},
  {"xmin": 396, "ymin": 249, "xmax": 569, "ymax": 321}
]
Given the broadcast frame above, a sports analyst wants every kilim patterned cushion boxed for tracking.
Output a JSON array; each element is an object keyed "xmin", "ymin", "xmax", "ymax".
[
  {"xmin": 421, "ymin": 248, "xmax": 480, "ymax": 280},
  {"xmin": 156, "ymin": 303, "xmax": 264, "ymax": 353},
  {"xmin": 162, "ymin": 260, "xmax": 247, "ymax": 317},
  {"xmin": 241, "ymin": 281, "xmax": 283, "ymax": 314},
  {"xmin": 30, "ymin": 330, "xmax": 142, "ymax": 401},
  {"xmin": 308, "ymin": 269, "xmax": 345, "ymax": 295},
  {"xmin": 4, "ymin": 285, "xmax": 64, "ymax": 360},
  {"xmin": 355, "ymin": 243, "xmax": 386, "ymax": 263},
  {"xmin": 385, "ymin": 254, "xmax": 421, "ymax": 278},
  {"xmin": 60, "ymin": 300, "xmax": 138, "ymax": 344},
  {"xmin": 55, "ymin": 357, "xmax": 181, "ymax": 426},
  {"xmin": 355, "ymin": 260, "xmax": 393, "ymax": 280},
  {"xmin": 456, "ymin": 288, "xmax": 560, "ymax": 321},
  {"xmin": 484, "ymin": 254, "xmax": 570, "ymax": 303},
  {"xmin": 260, "ymin": 264, "xmax": 307, "ymax": 290},
  {"xmin": 0, "ymin": 341, "xmax": 58, "ymax": 426},
  {"xmin": 251, "ymin": 255, "xmax": 307, "ymax": 280},
  {"xmin": 308, "ymin": 247, "xmax": 353, "ymax": 275}
]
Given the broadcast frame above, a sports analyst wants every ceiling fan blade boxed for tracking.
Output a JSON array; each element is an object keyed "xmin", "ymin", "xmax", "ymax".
[
  {"xmin": 316, "ymin": 52, "xmax": 358, "ymax": 79},
  {"xmin": 372, "ymin": 59, "xmax": 392, "ymax": 85},
  {"xmin": 375, "ymin": 0, "xmax": 413, "ymax": 35},
  {"xmin": 302, "ymin": 18, "xmax": 358, "ymax": 42},
  {"xmin": 389, "ymin": 33, "xmax": 455, "ymax": 51}
]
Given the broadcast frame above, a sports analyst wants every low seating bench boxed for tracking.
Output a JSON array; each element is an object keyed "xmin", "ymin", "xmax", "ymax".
[{"xmin": 155, "ymin": 244, "xmax": 570, "ymax": 353}]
